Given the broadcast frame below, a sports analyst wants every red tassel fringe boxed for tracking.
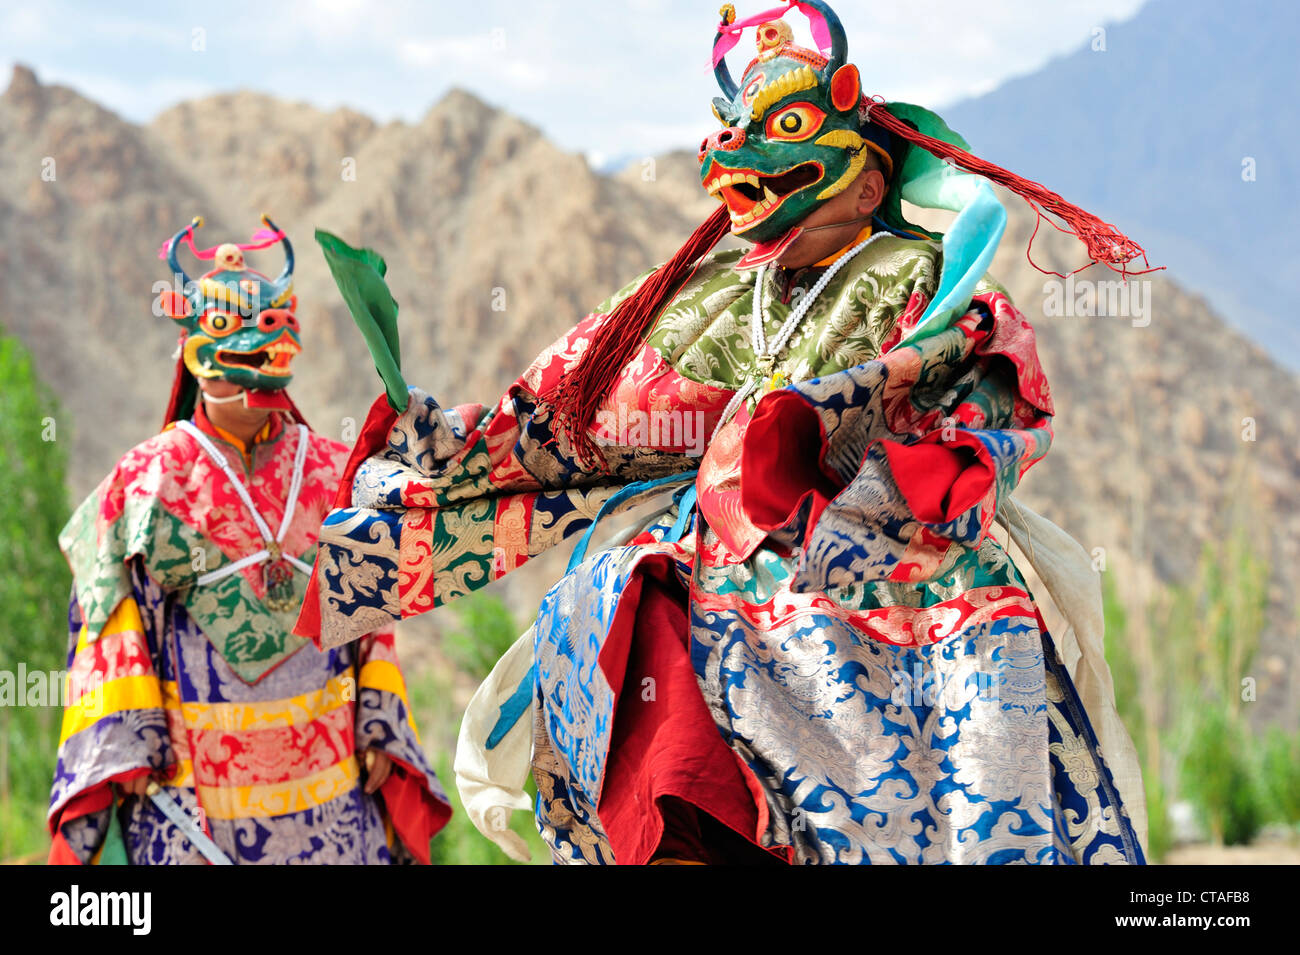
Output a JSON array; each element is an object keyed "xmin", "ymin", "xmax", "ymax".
[
  {"xmin": 162, "ymin": 341, "xmax": 191, "ymax": 430},
  {"xmin": 866, "ymin": 101, "xmax": 1162, "ymax": 280},
  {"xmin": 545, "ymin": 204, "xmax": 732, "ymax": 468}
]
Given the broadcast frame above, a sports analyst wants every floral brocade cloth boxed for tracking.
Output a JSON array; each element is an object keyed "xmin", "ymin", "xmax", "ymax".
[
  {"xmin": 303, "ymin": 240, "xmax": 1145, "ymax": 864},
  {"xmin": 49, "ymin": 412, "xmax": 450, "ymax": 864}
]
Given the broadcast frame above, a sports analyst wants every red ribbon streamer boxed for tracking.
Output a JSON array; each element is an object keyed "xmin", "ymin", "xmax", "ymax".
[
  {"xmin": 157, "ymin": 227, "xmax": 286, "ymax": 262},
  {"xmin": 712, "ymin": 1, "xmax": 831, "ymax": 67}
]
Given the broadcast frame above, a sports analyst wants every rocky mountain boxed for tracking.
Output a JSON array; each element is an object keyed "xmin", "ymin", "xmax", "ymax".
[
  {"xmin": 942, "ymin": 0, "xmax": 1300, "ymax": 370},
  {"xmin": 1, "ymin": 64, "xmax": 1296, "ymax": 723}
]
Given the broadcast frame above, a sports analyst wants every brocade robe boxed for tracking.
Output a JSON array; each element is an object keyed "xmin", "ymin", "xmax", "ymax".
[
  {"xmin": 49, "ymin": 406, "xmax": 451, "ymax": 864},
  {"xmin": 301, "ymin": 234, "xmax": 1146, "ymax": 865}
]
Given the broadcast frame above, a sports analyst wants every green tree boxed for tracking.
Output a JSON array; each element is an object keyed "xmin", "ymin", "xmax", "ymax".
[
  {"xmin": 0, "ymin": 328, "xmax": 72, "ymax": 858},
  {"xmin": 405, "ymin": 591, "xmax": 548, "ymax": 864},
  {"xmin": 441, "ymin": 591, "xmax": 521, "ymax": 680},
  {"xmin": 1104, "ymin": 452, "xmax": 1297, "ymax": 856}
]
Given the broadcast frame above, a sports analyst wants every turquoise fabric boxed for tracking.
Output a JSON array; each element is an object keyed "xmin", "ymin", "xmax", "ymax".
[
  {"xmin": 564, "ymin": 472, "xmax": 697, "ymax": 574},
  {"xmin": 97, "ymin": 796, "xmax": 128, "ymax": 865},
  {"xmin": 488, "ymin": 472, "xmax": 698, "ymax": 750},
  {"xmin": 487, "ymin": 666, "xmax": 534, "ymax": 751},
  {"xmin": 909, "ymin": 181, "xmax": 1007, "ymax": 341},
  {"xmin": 667, "ymin": 483, "xmax": 697, "ymax": 542},
  {"xmin": 870, "ymin": 102, "xmax": 1009, "ymax": 343}
]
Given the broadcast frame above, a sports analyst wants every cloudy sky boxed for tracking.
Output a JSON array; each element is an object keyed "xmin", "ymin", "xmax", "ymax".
[{"xmin": 1, "ymin": 0, "xmax": 1145, "ymax": 166}]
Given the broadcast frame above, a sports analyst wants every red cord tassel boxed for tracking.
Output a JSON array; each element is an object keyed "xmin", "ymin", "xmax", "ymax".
[
  {"xmin": 866, "ymin": 100, "xmax": 1163, "ymax": 280},
  {"xmin": 546, "ymin": 204, "xmax": 732, "ymax": 468},
  {"xmin": 162, "ymin": 341, "xmax": 191, "ymax": 429}
]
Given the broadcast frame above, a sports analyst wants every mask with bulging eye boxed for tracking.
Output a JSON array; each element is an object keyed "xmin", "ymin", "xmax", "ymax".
[
  {"xmin": 699, "ymin": 3, "xmax": 893, "ymax": 250},
  {"xmin": 158, "ymin": 215, "xmax": 302, "ymax": 392}
]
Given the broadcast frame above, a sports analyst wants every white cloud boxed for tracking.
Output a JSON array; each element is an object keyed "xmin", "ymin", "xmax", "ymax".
[
  {"xmin": 396, "ymin": 35, "xmax": 487, "ymax": 69},
  {"xmin": 1, "ymin": 7, "xmax": 50, "ymax": 44}
]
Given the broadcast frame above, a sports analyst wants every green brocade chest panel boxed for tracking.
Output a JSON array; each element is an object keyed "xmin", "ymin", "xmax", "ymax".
[
  {"xmin": 62, "ymin": 473, "xmax": 315, "ymax": 685},
  {"xmin": 178, "ymin": 557, "xmax": 314, "ymax": 682},
  {"xmin": 124, "ymin": 500, "xmax": 315, "ymax": 683},
  {"xmin": 639, "ymin": 236, "xmax": 941, "ymax": 389}
]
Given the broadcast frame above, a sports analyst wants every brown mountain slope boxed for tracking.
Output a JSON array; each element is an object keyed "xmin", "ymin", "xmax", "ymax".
[
  {"xmin": 150, "ymin": 92, "xmax": 378, "ymax": 220},
  {"xmin": 0, "ymin": 66, "xmax": 251, "ymax": 473}
]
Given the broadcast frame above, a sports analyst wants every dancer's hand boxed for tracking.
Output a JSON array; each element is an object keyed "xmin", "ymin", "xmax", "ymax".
[
  {"xmin": 119, "ymin": 774, "xmax": 151, "ymax": 798},
  {"xmin": 363, "ymin": 749, "xmax": 393, "ymax": 794}
]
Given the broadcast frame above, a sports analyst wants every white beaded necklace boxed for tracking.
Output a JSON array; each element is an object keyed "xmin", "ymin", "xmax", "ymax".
[{"xmin": 710, "ymin": 230, "xmax": 887, "ymax": 443}]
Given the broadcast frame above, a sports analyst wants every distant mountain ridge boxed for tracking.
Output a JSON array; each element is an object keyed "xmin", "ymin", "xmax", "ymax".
[{"xmin": 942, "ymin": 0, "xmax": 1300, "ymax": 369}]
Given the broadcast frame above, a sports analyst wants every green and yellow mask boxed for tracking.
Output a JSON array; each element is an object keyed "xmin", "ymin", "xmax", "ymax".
[
  {"xmin": 157, "ymin": 215, "xmax": 301, "ymax": 392},
  {"xmin": 700, "ymin": 1, "xmax": 891, "ymax": 251}
]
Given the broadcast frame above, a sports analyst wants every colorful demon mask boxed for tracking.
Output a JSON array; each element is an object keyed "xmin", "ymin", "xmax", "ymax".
[
  {"xmin": 157, "ymin": 216, "xmax": 301, "ymax": 391},
  {"xmin": 700, "ymin": 1, "xmax": 890, "ymax": 249},
  {"xmin": 546, "ymin": 0, "xmax": 1152, "ymax": 461}
]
